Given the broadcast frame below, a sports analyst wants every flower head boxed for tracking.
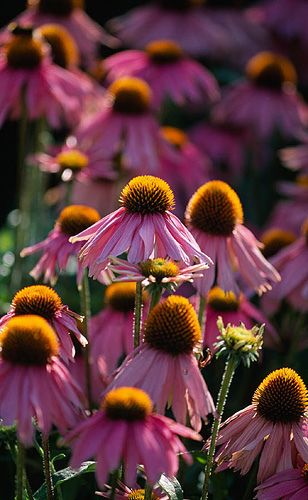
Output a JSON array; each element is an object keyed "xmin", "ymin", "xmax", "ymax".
[
  {"xmin": 213, "ymin": 51, "xmax": 307, "ymax": 140},
  {"xmin": 186, "ymin": 180, "xmax": 280, "ymax": 295},
  {"xmin": 76, "ymin": 78, "xmax": 161, "ymax": 173},
  {"xmin": 214, "ymin": 317, "xmax": 264, "ymax": 367},
  {"xmin": 0, "ymin": 24, "xmax": 90, "ymax": 128},
  {"xmin": 65, "ymin": 386, "xmax": 201, "ymax": 487},
  {"xmin": 261, "ymin": 228, "xmax": 297, "ymax": 258},
  {"xmin": 36, "ymin": 23, "xmax": 79, "ymax": 68},
  {"xmin": 246, "ymin": 51, "xmax": 297, "ymax": 90},
  {"xmin": 214, "ymin": 368, "xmax": 308, "ymax": 483},
  {"xmin": 109, "ymin": 77, "xmax": 152, "ymax": 114},
  {"xmin": 21, "ymin": 204, "xmax": 101, "ymax": 286},
  {"xmin": 104, "ymin": 39, "xmax": 219, "ymax": 108},
  {"xmin": 0, "ymin": 315, "xmax": 84, "ymax": 445},
  {"xmin": 107, "ymin": 295, "xmax": 215, "ymax": 430},
  {"xmin": 107, "ymin": 257, "xmax": 208, "ymax": 295},
  {"xmin": 70, "ymin": 175, "xmax": 211, "ymax": 280},
  {"xmin": 0, "ymin": 285, "xmax": 87, "ymax": 362}
]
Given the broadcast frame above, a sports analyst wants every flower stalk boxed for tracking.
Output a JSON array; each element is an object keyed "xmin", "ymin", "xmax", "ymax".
[
  {"xmin": 42, "ymin": 435, "xmax": 54, "ymax": 500},
  {"xmin": 79, "ymin": 270, "xmax": 93, "ymax": 411},
  {"xmin": 133, "ymin": 281, "xmax": 143, "ymax": 348},
  {"xmin": 201, "ymin": 355, "xmax": 238, "ymax": 499},
  {"xmin": 144, "ymin": 483, "xmax": 153, "ymax": 500}
]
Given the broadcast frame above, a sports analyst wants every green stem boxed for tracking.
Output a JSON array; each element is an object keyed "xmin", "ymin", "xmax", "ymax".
[
  {"xmin": 79, "ymin": 270, "xmax": 93, "ymax": 411},
  {"xmin": 149, "ymin": 287, "xmax": 162, "ymax": 311},
  {"xmin": 133, "ymin": 281, "xmax": 143, "ymax": 349},
  {"xmin": 144, "ymin": 483, "xmax": 153, "ymax": 500},
  {"xmin": 198, "ymin": 295, "xmax": 206, "ymax": 331},
  {"xmin": 201, "ymin": 356, "xmax": 238, "ymax": 500},
  {"xmin": 15, "ymin": 441, "xmax": 25, "ymax": 500},
  {"xmin": 42, "ymin": 436, "xmax": 54, "ymax": 500}
]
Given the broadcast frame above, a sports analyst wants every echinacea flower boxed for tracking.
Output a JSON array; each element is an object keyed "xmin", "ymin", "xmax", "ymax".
[
  {"xmin": 36, "ymin": 22, "xmax": 80, "ymax": 69},
  {"xmin": 76, "ymin": 77, "xmax": 162, "ymax": 174},
  {"xmin": 158, "ymin": 126, "xmax": 213, "ymax": 216},
  {"xmin": 32, "ymin": 142, "xmax": 116, "ymax": 182},
  {"xmin": 255, "ymin": 461, "xmax": 308, "ymax": 500},
  {"xmin": 0, "ymin": 25, "xmax": 90, "ymax": 128},
  {"xmin": 9, "ymin": 0, "xmax": 118, "ymax": 67},
  {"xmin": 65, "ymin": 386, "xmax": 201, "ymax": 487},
  {"xmin": 213, "ymin": 51, "xmax": 308, "ymax": 140},
  {"xmin": 260, "ymin": 228, "xmax": 297, "ymax": 259},
  {"xmin": 212, "ymin": 367, "xmax": 308, "ymax": 483},
  {"xmin": 185, "ymin": 180, "xmax": 280, "ymax": 295},
  {"xmin": 0, "ymin": 315, "xmax": 84, "ymax": 445},
  {"xmin": 0, "ymin": 285, "xmax": 87, "ymax": 362},
  {"xmin": 107, "ymin": 0, "xmax": 228, "ymax": 58},
  {"xmin": 70, "ymin": 175, "xmax": 211, "ymax": 280},
  {"xmin": 104, "ymin": 39, "xmax": 219, "ymax": 109},
  {"xmin": 106, "ymin": 295, "xmax": 215, "ymax": 431},
  {"xmin": 108, "ymin": 256, "xmax": 208, "ymax": 292},
  {"xmin": 193, "ymin": 286, "xmax": 277, "ymax": 351},
  {"xmin": 90, "ymin": 282, "xmax": 148, "ymax": 374},
  {"xmin": 261, "ymin": 220, "xmax": 308, "ymax": 314},
  {"xmin": 21, "ymin": 204, "xmax": 101, "ymax": 286}
]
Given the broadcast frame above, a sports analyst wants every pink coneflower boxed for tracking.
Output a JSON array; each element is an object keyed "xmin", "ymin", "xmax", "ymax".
[
  {"xmin": 267, "ymin": 175, "xmax": 308, "ymax": 236},
  {"xmin": 9, "ymin": 0, "xmax": 118, "ymax": 68},
  {"xmin": 104, "ymin": 39, "xmax": 219, "ymax": 109},
  {"xmin": 255, "ymin": 461, "xmax": 308, "ymax": 500},
  {"xmin": 76, "ymin": 77, "xmax": 162, "ymax": 174},
  {"xmin": 189, "ymin": 122, "xmax": 247, "ymax": 181},
  {"xmin": 90, "ymin": 282, "xmax": 148, "ymax": 374},
  {"xmin": 32, "ymin": 142, "xmax": 116, "ymax": 182},
  {"xmin": 192, "ymin": 286, "xmax": 277, "ymax": 351},
  {"xmin": 106, "ymin": 296, "xmax": 215, "ymax": 431},
  {"xmin": 70, "ymin": 176, "xmax": 211, "ymax": 280},
  {"xmin": 65, "ymin": 386, "xmax": 201, "ymax": 487},
  {"xmin": 261, "ymin": 220, "xmax": 308, "ymax": 314},
  {"xmin": 185, "ymin": 180, "xmax": 280, "ymax": 295},
  {"xmin": 0, "ymin": 315, "xmax": 84, "ymax": 445},
  {"xmin": 0, "ymin": 285, "xmax": 87, "ymax": 362},
  {"xmin": 213, "ymin": 51, "xmax": 308, "ymax": 140},
  {"xmin": 0, "ymin": 25, "xmax": 90, "ymax": 128},
  {"xmin": 212, "ymin": 367, "xmax": 308, "ymax": 483},
  {"xmin": 107, "ymin": 0, "xmax": 228, "ymax": 58},
  {"xmin": 21, "ymin": 205, "xmax": 101, "ymax": 286},
  {"xmin": 108, "ymin": 257, "xmax": 208, "ymax": 292},
  {"xmin": 158, "ymin": 126, "xmax": 212, "ymax": 217}
]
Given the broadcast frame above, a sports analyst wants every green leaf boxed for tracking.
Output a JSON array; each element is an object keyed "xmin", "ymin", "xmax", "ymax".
[
  {"xmin": 158, "ymin": 474, "xmax": 184, "ymax": 500},
  {"xmin": 33, "ymin": 461, "xmax": 96, "ymax": 500}
]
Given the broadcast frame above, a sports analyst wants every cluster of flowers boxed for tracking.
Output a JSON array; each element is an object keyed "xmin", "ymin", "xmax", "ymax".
[{"xmin": 0, "ymin": 0, "xmax": 307, "ymax": 499}]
